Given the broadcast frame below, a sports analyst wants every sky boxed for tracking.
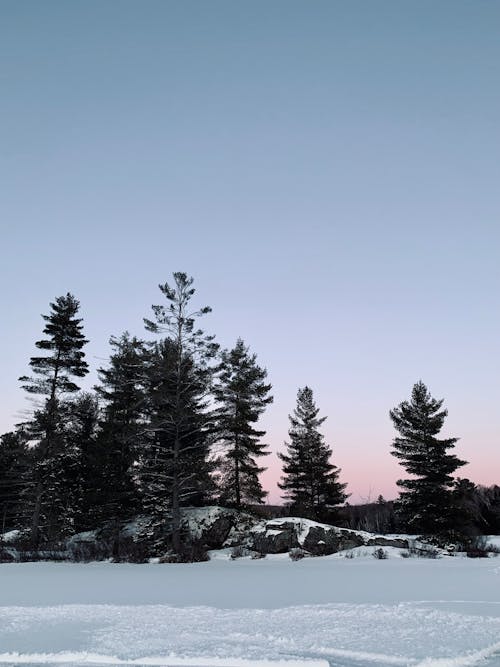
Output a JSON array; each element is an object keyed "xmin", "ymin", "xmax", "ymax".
[{"xmin": 1, "ymin": 1, "xmax": 499, "ymax": 503}]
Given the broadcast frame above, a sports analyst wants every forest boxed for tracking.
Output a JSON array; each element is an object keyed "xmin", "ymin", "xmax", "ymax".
[{"xmin": 1, "ymin": 272, "xmax": 499, "ymax": 561}]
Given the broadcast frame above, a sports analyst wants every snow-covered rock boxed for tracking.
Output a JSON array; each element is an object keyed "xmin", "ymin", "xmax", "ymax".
[
  {"xmin": 249, "ymin": 517, "xmax": 409, "ymax": 556},
  {"xmin": 182, "ymin": 506, "xmax": 259, "ymax": 549}
]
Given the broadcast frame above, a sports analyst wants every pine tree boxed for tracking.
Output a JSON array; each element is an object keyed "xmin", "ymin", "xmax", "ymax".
[
  {"xmin": 278, "ymin": 387, "xmax": 348, "ymax": 518},
  {"xmin": 64, "ymin": 392, "xmax": 100, "ymax": 532},
  {"xmin": 19, "ymin": 293, "xmax": 89, "ymax": 546},
  {"xmin": 213, "ymin": 338, "xmax": 273, "ymax": 509},
  {"xmin": 142, "ymin": 273, "xmax": 218, "ymax": 553},
  {"xmin": 19, "ymin": 293, "xmax": 88, "ymax": 400},
  {"xmin": 92, "ymin": 333, "xmax": 146, "ymax": 527},
  {"xmin": 390, "ymin": 380, "xmax": 466, "ymax": 534},
  {"xmin": 0, "ymin": 429, "xmax": 30, "ymax": 533}
]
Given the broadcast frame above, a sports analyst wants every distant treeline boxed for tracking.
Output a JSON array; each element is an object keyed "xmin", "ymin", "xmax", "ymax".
[{"xmin": 1, "ymin": 273, "xmax": 498, "ymax": 555}]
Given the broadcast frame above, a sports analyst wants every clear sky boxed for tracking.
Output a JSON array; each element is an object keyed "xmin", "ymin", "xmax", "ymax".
[{"xmin": 1, "ymin": 1, "xmax": 499, "ymax": 503}]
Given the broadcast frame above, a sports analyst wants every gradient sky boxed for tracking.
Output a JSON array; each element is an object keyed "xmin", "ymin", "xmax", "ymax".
[{"xmin": 1, "ymin": 1, "xmax": 499, "ymax": 503}]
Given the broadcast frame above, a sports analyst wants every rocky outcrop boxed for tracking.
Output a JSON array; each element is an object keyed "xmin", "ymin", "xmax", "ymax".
[
  {"xmin": 53, "ymin": 508, "xmax": 420, "ymax": 562},
  {"xmin": 182, "ymin": 507, "xmax": 259, "ymax": 550},
  {"xmin": 248, "ymin": 517, "xmax": 402, "ymax": 556},
  {"xmin": 303, "ymin": 526, "xmax": 364, "ymax": 555},
  {"xmin": 251, "ymin": 521, "xmax": 300, "ymax": 553},
  {"xmin": 366, "ymin": 536, "xmax": 409, "ymax": 549}
]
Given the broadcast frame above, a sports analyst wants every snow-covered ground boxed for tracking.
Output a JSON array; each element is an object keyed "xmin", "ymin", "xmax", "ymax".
[{"xmin": 1, "ymin": 552, "xmax": 500, "ymax": 667}]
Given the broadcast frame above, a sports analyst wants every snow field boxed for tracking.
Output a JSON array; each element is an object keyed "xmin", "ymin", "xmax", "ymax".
[{"xmin": 1, "ymin": 553, "xmax": 500, "ymax": 666}]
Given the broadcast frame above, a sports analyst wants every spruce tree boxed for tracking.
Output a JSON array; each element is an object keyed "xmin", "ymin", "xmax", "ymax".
[
  {"xmin": 64, "ymin": 392, "xmax": 100, "ymax": 532},
  {"xmin": 0, "ymin": 430, "xmax": 30, "ymax": 533},
  {"xmin": 213, "ymin": 338, "xmax": 273, "ymax": 509},
  {"xmin": 92, "ymin": 333, "xmax": 146, "ymax": 527},
  {"xmin": 390, "ymin": 380, "xmax": 466, "ymax": 533},
  {"xmin": 279, "ymin": 387, "xmax": 348, "ymax": 518},
  {"xmin": 142, "ymin": 273, "xmax": 218, "ymax": 553},
  {"xmin": 19, "ymin": 293, "xmax": 89, "ymax": 546}
]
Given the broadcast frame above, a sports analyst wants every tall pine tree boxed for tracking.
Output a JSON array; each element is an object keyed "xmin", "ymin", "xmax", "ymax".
[
  {"xmin": 390, "ymin": 380, "xmax": 466, "ymax": 533},
  {"xmin": 213, "ymin": 338, "xmax": 273, "ymax": 509},
  {"xmin": 279, "ymin": 386, "xmax": 348, "ymax": 518},
  {"xmin": 142, "ymin": 273, "xmax": 218, "ymax": 553},
  {"xmin": 19, "ymin": 293, "xmax": 89, "ymax": 546}
]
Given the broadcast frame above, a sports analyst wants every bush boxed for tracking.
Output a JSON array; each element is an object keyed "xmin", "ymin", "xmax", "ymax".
[
  {"xmin": 466, "ymin": 536, "xmax": 500, "ymax": 558},
  {"xmin": 289, "ymin": 548, "xmax": 307, "ymax": 561},
  {"xmin": 68, "ymin": 540, "xmax": 113, "ymax": 563},
  {"xmin": 422, "ymin": 530, "xmax": 468, "ymax": 552},
  {"xmin": 0, "ymin": 547, "xmax": 17, "ymax": 563},
  {"xmin": 372, "ymin": 547, "xmax": 388, "ymax": 560},
  {"xmin": 18, "ymin": 550, "xmax": 69, "ymax": 562},
  {"xmin": 416, "ymin": 545, "xmax": 439, "ymax": 559},
  {"xmin": 230, "ymin": 545, "xmax": 249, "ymax": 559},
  {"xmin": 160, "ymin": 543, "xmax": 210, "ymax": 563}
]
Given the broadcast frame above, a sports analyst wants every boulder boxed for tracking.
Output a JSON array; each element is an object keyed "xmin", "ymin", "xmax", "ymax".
[
  {"xmin": 303, "ymin": 526, "xmax": 364, "ymax": 555},
  {"xmin": 182, "ymin": 507, "xmax": 260, "ymax": 550},
  {"xmin": 251, "ymin": 522, "xmax": 299, "ymax": 553}
]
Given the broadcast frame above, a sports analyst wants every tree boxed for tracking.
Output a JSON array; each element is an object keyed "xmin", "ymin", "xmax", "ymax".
[
  {"xmin": 64, "ymin": 392, "xmax": 100, "ymax": 532},
  {"xmin": 19, "ymin": 293, "xmax": 89, "ymax": 546},
  {"xmin": 390, "ymin": 380, "xmax": 466, "ymax": 533},
  {"xmin": 0, "ymin": 429, "xmax": 30, "ymax": 533},
  {"xmin": 213, "ymin": 338, "xmax": 273, "ymax": 508},
  {"xmin": 142, "ymin": 273, "xmax": 218, "ymax": 553},
  {"xmin": 278, "ymin": 386, "xmax": 348, "ymax": 518},
  {"xmin": 92, "ymin": 333, "xmax": 146, "ymax": 528}
]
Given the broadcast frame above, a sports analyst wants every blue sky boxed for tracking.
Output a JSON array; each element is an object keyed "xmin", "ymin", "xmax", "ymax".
[{"xmin": 1, "ymin": 1, "xmax": 499, "ymax": 501}]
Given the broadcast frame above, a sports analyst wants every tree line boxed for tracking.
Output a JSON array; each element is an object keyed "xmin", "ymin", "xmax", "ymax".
[{"xmin": 1, "ymin": 272, "xmax": 498, "ymax": 554}]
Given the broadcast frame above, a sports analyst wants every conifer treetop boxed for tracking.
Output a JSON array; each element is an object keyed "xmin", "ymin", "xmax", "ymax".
[{"xmin": 19, "ymin": 292, "xmax": 89, "ymax": 398}]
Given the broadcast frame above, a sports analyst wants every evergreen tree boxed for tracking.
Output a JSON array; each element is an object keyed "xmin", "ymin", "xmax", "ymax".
[
  {"xmin": 213, "ymin": 338, "xmax": 273, "ymax": 509},
  {"xmin": 64, "ymin": 392, "xmax": 100, "ymax": 532},
  {"xmin": 19, "ymin": 293, "xmax": 88, "ymax": 400},
  {"xmin": 92, "ymin": 333, "xmax": 146, "ymax": 527},
  {"xmin": 0, "ymin": 429, "xmax": 30, "ymax": 533},
  {"xmin": 19, "ymin": 293, "xmax": 89, "ymax": 546},
  {"xmin": 142, "ymin": 273, "xmax": 218, "ymax": 553},
  {"xmin": 390, "ymin": 380, "xmax": 466, "ymax": 533},
  {"xmin": 278, "ymin": 387, "xmax": 348, "ymax": 518}
]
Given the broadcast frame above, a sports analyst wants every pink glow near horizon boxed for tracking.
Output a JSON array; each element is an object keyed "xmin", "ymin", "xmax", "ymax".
[{"xmin": 261, "ymin": 436, "xmax": 499, "ymax": 506}]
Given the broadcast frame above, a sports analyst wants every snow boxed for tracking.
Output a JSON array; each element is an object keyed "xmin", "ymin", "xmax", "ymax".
[
  {"xmin": 0, "ymin": 529, "xmax": 22, "ymax": 543},
  {"xmin": 254, "ymin": 516, "xmax": 412, "ymax": 549},
  {"xmin": 486, "ymin": 536, "xmax": 500, "ymax": 550},
  {"xmin": 1, "ymin": 551, "xmax": 500, "ymax": 666}
]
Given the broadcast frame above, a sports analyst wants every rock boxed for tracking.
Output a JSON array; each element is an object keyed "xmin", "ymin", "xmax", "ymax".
[
  {"xmin": 182, "ymin": 507, "xmax": 260, "ymax": 550},
  {"xmin": 303, "ymin": 526, "xmax": 364, "ymax": 555},
  {"xmin": 366, "ymin": 537, "xmax": 409, "ymax": 549},
  {"xmin": 251, "ymin": 522, "xmax": 299, "ymax": 553},
  {"xmin": 198, "ymin": 514, "xmax": 234, "ymax": 549}
]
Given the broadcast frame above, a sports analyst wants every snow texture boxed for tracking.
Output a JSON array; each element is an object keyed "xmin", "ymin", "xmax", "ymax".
[{"xmin": 1, "ymin": 551, "xmax": 500, "ymax": 666}]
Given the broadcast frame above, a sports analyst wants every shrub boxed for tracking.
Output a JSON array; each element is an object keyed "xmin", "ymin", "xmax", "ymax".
[
  {"xmin": 289, "ymin": 548, "xmax": 307, "ymax": 561},
  {"xmin": 417, "ymin": 545, "xmax": 439, "ymax": 559},
  {"xmin": 0, "ymin": 547, "xmax": 17, "ymax": 563},
  {"xmin": 160, "ymin": 543, "xmax": 210, "ymax": 563},
  {"xmin": 466, "ymin": 536, "xmax": 500, "ymax": 559},
  {"xmin": 372, "ymin": 547, "xmax": 388, "ymax": 560},
  {"xmin": 230, "ymin": 545, "xmax": 249, "ymax": 559}
]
